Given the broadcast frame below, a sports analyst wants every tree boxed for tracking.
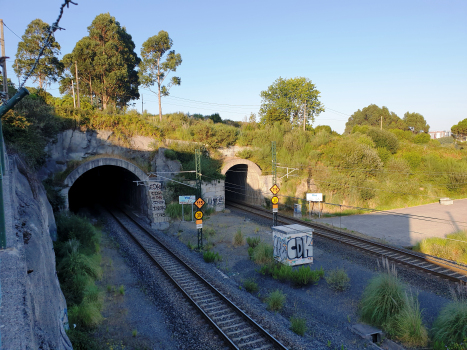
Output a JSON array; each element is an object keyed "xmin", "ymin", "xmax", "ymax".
[
  {"xmin": 139, "ymin": 31, "xmax": 182, "ymax": 122},
  {"xmin": 260, "ymin": 77, "xmax": 324, "ymax": 128},
  {"xmin": 59, "ymin": 14, "xmax": 140, "ymax": 109},
  {"xmin": 403, "ymin": 112, "xmax": 429, "ymax": 134},
  {"xmin": 59, "ymin": 37, "xmax": 97, "ymax": 106},
  {"xmin": 345, "ymin": 104, "xmax": 407, "ymax": 133},
  {"xmin": 14, "ymin": 19, "xmax": 63, "ymax": 89},
  {"xmin": 451, "ymin": 118, "xmax": 467, "ymax": 140}
]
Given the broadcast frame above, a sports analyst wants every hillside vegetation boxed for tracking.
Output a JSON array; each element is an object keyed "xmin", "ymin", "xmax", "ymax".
[{"xmin": 3, "ymin": 88, "xmax": 467, "ymax": 211}]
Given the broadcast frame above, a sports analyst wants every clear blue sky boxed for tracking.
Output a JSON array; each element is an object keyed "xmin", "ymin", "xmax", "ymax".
[{"xmin": 3, "ymin": 0, "xmax": 466, "ymax": 133}]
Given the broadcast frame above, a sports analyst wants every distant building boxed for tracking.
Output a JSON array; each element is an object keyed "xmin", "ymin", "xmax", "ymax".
[{"xmin": 429, "ymin": 130, "xmax": 451, "ymax": 139}]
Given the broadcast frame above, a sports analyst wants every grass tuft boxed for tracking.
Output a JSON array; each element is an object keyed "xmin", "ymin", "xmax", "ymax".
[
  {"xmin": 118, "ymin": 285, "xmax": 125, "ymax": 296},
  {"xmin": 389, "ymin": 292, "xmax": 428, "ymax": 347},
  {"xmin": 251, "ymin": 242, "xmax": 274, "ymax": 265},
  {"xmin": 359, "ymin": 270, "xmax": 406, "ymax": 328},
  {"xmin": 233, "ymin": 229, "xmax": 245, "ymax": 246},
  {"xmin": 325, "ymin": 268, "xmax": 351, "ymax": 291},
  {"xmin": 266, "ymin": 289, "xmax": 286, "ymax": 311},
  {"xmin": 414, "ymin": 230, "xmax": 467, "ymax": 264},
  {"xmin": 432, "ymin": 296, "xmax": 467, "ymax": 346},
  {"xmin": 290, "ymin": 316, "xmax": 307, "ymax": 336}
]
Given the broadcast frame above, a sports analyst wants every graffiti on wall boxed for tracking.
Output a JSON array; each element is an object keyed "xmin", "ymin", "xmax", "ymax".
[
  {"xmin": 273, "ymin": 227, "xmax": 313, "ymax": 266},
  {"xmin": 148, "ymin": 182, "xmax": 167, "ymax": 222},
  {"xmin": 207, "ymin": 196, "xmax": 224, "ymax": 206}
]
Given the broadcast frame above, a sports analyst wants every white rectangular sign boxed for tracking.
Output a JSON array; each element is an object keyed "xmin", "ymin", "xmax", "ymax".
[
  {"xmin": 306, "ymin": 193, "xmax": 323, "ymax": 202},
  {"xmin": 179, "ymin": 195, "xmax": 196, "ymax": 205},
  {"xmin": 196, "ymin": 223, "xmax": 203, "ymax": 229}
]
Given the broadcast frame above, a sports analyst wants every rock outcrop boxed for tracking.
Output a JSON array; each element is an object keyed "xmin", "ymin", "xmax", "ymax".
[{"xmin": 0, "ymin": 155, "xmax": 71, "ymax": 350}]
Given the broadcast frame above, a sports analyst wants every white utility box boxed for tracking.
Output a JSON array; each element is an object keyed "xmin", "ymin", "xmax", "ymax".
[{"xmin": 272, "ymin": 224, "xmax": 313, "ymax": 266}]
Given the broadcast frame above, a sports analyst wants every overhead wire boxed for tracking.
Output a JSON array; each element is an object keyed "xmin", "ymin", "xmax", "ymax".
[{"xmin": 3, "ymin": 22, "xmax": 22, "ymax": 40}]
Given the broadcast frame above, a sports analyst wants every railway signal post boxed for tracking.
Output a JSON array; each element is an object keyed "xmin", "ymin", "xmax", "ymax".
[
  {"xmin": 270, "ymin": 184, "xmax": 280, "ymax": 226},
  {"xmin": 194, "ymin": 197, "xmax": 205, "ymax": 249}
]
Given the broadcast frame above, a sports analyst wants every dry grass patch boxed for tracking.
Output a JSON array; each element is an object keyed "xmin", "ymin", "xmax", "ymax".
[{"xmin": 414, "ymin": 230, "xmax": 467, "ymax": 264}]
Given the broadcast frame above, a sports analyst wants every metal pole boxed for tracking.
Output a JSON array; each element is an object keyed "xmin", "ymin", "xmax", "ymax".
[
  {"xmin": 191, "ymin": 202, "xmax": 194, "ymax": 222},
  {"xmin": 182, "ymin": 204, "xmax": 184, "ymax": 221},
  {"xmin": 1, "ymin": 19, "xmax": 8, "ymax": 100}
]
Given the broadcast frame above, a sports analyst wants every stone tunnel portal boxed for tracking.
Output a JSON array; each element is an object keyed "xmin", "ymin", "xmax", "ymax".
[
  {"xmin": 64, "ymin": 158, "xmax": 149, "ymax": 216},
  {"xmin": 225, "ymin": 164, "xmax": 248, "ymax": 202},
  {"xmin": 68, "ymin": 165, "xmax": 148, "ymax": 215},
  {"xmin": 222, "ymin": 159, "xmax": 263, "ymax": 206}
]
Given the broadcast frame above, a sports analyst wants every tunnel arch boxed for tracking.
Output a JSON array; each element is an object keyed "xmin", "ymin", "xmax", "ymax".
[
  {"xmin": 62, "ymin": 157, "xmax": 149, "ymax": 213},
  {"xmin": 221, "ymin": 159, "xmax": 263, "ymax": 205}
]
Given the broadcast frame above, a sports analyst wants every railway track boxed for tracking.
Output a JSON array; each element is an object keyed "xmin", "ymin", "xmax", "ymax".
[
  {"xmin": 106, "ymin": 207, "xmax": 288, "ymax": 350},
  {"xmin": 227, "ymin": 200, "xmax": 467, "ymax": 284}
]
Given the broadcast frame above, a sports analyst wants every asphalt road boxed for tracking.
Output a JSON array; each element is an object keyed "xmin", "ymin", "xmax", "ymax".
[{"xmin": 315, "ymin": 198, "xmax": 467, "ymax": 247}]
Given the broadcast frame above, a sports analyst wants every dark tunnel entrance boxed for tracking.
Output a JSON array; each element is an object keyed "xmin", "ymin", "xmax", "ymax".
[
  {"xmin": 68, "ymin": 165, "xmax": 148, "ymax": 214},
  {"xmin": 225, "ymin": 164, "xmax": 248, "ymax": 202}
]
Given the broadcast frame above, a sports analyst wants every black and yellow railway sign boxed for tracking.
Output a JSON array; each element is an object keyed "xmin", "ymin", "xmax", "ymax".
[
  {"xmin": 270, "ymin": 184, "xmax": 280, "ymax": 195},
  {"xmin": 271, "ymin": 196, "xmax": 279, "ymax": 205},
  {"xmin": 194, "ymin": 211, "xmax": 203, "ymax": 220},
  {"xmin": 194, "ymin": 197, "xmax": 205, "ymax": 209}
]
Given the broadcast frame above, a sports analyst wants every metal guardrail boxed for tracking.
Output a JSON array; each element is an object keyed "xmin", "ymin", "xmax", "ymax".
[{"xmin": 0, "ymin": 87, "xmax": 29, "ymax": 248}]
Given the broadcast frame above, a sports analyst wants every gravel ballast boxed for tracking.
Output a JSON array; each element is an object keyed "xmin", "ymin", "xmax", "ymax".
[{"xmin": 99, "ymin": 206, "xmax": 455, "ymax": 349}]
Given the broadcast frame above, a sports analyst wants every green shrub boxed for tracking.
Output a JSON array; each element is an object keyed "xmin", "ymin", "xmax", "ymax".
[
  {"xmin": 246, "ymin": 236, "xmax": 261, "ymax": 248},
  {"xmin": 233, "ymin": 229, "xmax": 244, "ymax": 246},
  {"xmin": 413, "ymin": 133, "xmax": 431, "ymax": 144},
  {"xmin": 325, "ymin": 268, "xmax": 350, "ymax": 291},
  {"xmin": 359, "ymin": 269, "xmax": 407, "ymax": 328},
  {"xmin": 243, "ymin": 278, "xmax": 259, "ymax": 293},
  {"xmin": 272, "ymin": 265, "xmax": 293, "ymax": 282},
  {"xmin": 291, "ymin": 266, "xmax": 324, "ymax": 286},
  {"xmin": 203, "ymin": 251, "xmax": 220, "ymax": 263},
  {"xmin": 403, "ymin": 151, "xmax": 422, "ymax": 170},
  {"xmin": 55, "ymin": 213, "xmax": 100, "ymax": 255},
  {"xmin": 165, "ymin": 203, "xmax": 184, "ymax": 219},
  {"xmin": 248, "ymin": 246, "xmax": 254, "ymax": 258},
  {"xmin": 290, "ymin": 316, "xmax": 307, "ymax": 336},
  {"xmin": 251, "ymin": 242, "xmax": 274, "ymax": 265},
  {"xmin": 432, "ymin": 300, "xmax": 467, "ymax": 346},
  {"xmin": 266, "ymin": 289, "xmax": 286, "ymax": 311},
  {"xmin": 66, "ymin": 329, "xmax": 99, "ymax": 350},
  {"xmin": 377, "ymin": 147, "xmax": 392, "ymax": 164},
  {"xmin": 366, "ymin": 127, "xmax": 399, "ymax": 153},
  {"xmin": 68, "ymin": 301, "xmax": 103, "ymax": 328}
]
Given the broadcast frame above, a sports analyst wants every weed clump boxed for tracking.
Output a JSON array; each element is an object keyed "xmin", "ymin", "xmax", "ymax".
[
  {"xmin": 290, "ymin": 316, "xmax": 307, "ymax": 336},
  {"xmin": 325, "ymin": 268, "xmax": 351, "ymax": 291},
  {"xmin": 292, "ymin": 266, "xmax": 324, "ymax": 286},
  {"xmin": 243, "ymin": 278, "xmax": 259, "ymax": 293},
  {"xmin": 233, "ymin": 229, "xmax": 245, "ymax": 246},
  {"xmin": 203, "ymin": 251, "xmax": 221, "ymax": 263},
  {"xmin": 247, "ymin": 236, "xmax": 261, "ymax": 248},
  {"xmin": 251, "ymin": 242, "xmax": 274, "ymax": 265},
  {"xmin": 266, "ymin": 290, "xmax": 286, "ymax": 311}
]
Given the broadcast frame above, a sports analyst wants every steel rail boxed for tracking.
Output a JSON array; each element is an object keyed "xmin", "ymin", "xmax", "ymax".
[
  {"xmin": 227, "ymin": 201, "xmax": 467, "ymax": 284},
  {"xmin": 106, "ymin": 207, "xmax": 288, "ymax": 350}
]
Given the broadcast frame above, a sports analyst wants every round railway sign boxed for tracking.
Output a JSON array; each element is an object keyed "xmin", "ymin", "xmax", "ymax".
[
  {"xmin": 271, "ymin": 196, "xmax": 279, "ymax": 205},
  {"xmin": 194, "ymin": 211, "xmax": 203, "ymax": 220}
]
